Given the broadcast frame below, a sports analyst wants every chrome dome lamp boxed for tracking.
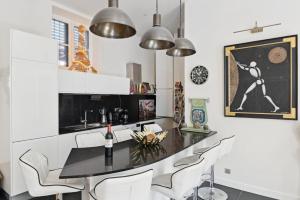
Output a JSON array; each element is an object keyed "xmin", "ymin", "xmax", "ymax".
[
  {"xmin": 166, "ymin": 0, "xmax": 196, "ymax": 57},
  {"xmin": 90, "ymin": 0, "xmax": 136, "ymax": 39},
  {"xmin": 140, "ymin": 0, "xmax": 175, "ymax": 50}
]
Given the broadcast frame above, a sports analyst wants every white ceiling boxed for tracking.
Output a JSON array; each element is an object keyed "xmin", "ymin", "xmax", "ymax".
[{"xmin": 51, "ymin": 0, "xmax": 180, "ymax": 36}]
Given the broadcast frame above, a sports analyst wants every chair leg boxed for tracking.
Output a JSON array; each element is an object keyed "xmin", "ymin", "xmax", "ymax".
[
  {"xmin": 192, "ymin": 186, "xmax": 199, "ymax": 200},
  {"xmin": 198, "ymin": 165, "xmax": 228, "ymax": 200}
]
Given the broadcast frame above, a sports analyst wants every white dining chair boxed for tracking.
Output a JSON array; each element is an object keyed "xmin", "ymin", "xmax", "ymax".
[
  {"xmin": 113, "ymin": 129, "xmax": 134, "ymax": 143},
  {"xmin": 198, "ymin": 135, "xmax": 236, "ymax": 200},
  {"xmin": 152, "ymin": 157, "xmax": 208, "ymax": 200},
  {"xmin": 143, "ymin": 124, "xmax": 163, "ymax": 132},
  {"xmin": 75, "ymin": 132, "xmax": 106, "ymax": 148},
  {"xmin": 19, "ymin": 150, "xmax": 85, "ymax": 199},
  {"xmin": 89, "ymin": 169, "xmax": 153, "ymax": 200},
  {"xmin": 172, "ymin": 139, "xmax": 222, "ymax": 199}
]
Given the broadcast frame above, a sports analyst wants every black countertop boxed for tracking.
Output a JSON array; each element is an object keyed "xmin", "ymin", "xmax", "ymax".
[{"xmin": 59, "ymin": 128, "xmax": 217, "ymax": 179}]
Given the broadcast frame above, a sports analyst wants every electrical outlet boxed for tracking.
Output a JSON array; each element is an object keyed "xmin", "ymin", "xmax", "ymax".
[{"xmin": 224, "ymin": 168, "xmax": 231, "ymax": 174}]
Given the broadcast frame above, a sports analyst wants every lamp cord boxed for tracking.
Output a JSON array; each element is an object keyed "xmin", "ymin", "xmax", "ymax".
[{"xmin": 156, "ymin": 0, "xmax": 158, "ymax": 14}]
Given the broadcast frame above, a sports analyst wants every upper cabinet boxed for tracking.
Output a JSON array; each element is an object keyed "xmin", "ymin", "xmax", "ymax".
[
  {"xmin": 59, "ymin": 70, "xmax": 130, "ymax": 95},
  {"xmin": 11, "ymin": 30, "xmax": 58, "ymax": 142}
]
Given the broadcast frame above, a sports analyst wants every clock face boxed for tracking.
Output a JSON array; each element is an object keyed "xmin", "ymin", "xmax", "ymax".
[{"xmin": 190, "ymin": 66, "xmax": 209, "ymax": 85}]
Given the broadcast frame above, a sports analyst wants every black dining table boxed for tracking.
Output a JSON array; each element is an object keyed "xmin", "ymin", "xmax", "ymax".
[{"xmin": 59, "ymin": 128, "xmax": 217, "ymax": 179}]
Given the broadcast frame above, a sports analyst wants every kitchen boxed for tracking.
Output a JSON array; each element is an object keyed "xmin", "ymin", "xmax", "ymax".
[{"xmin": 0, "ymin": 0, "xmax": 299, "ymax": 200}]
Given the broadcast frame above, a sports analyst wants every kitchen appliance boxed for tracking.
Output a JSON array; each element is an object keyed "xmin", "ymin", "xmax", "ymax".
[{"xmin": 99, "ymin": 107, "xmax": 108, "ymax": 125}]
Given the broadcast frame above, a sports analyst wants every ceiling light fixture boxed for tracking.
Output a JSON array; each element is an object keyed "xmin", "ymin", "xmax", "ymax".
[
  {"xmin": 166, "ymin": 0, "xmax": 196, "ymax": 57},
  {"xmin": 139, "ymin": 0, "xmax": 175, "ymax": 50},
  {"xmin": 90, "ymin": 0, "xmax": 136, "ymax": 39}
]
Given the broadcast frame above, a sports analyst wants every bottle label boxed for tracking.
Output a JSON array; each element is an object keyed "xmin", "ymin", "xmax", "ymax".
[{"xmin": 105, "ymin": 139, "xmax": 113, "ymax": 148}]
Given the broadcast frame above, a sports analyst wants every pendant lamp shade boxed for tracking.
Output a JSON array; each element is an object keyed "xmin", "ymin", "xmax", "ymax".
[
  {"xmin": 166, "ymin": 29, "xmax": 196, "ymax": 57},
  {"xmin": 90, "ymin": 0, "xmax": 136, "ymax": 39},
  {"xmin": 166, "ymin": 0, "xmax": 196, "ymax": 57},
  {"xmin": 140, "ymin": 1, "xmax": 175, "ymax": 50}
]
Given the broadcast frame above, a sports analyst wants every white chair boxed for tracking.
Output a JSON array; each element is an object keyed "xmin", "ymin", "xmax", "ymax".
[
  {"xmin": 152, "ymin": 158, "xmax": 208, "ymax": 200},
  {"xmin": 113, "ymin": 129, "xmax": 134, "ymax": 143},
  {"xmin": 75, "ymin": 132, "xmax": 106, "ymax": 148},
  {"xmin": 19, "ymin": 150, "xmax": 85, "ymax": 199},
  {"xmin": 143, "ymin": 124, "xmax": 163, "ymax": 132},
  {"xmin": 89, "ymin": 169, "xmax": 153, "ymax": 200},
  {"xmin": 198, "ymin": 135, "xmax": 236, "ymax": 200}
]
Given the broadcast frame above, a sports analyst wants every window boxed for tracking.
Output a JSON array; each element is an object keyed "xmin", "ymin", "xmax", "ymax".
[
  {"xmin": 73, "ymin": 26, "xmax": 89, "ymax": 57},
  {"xmin": 51, "ymin": 19, "xmax": 69, "ymax": 67},
  {"xmin": 51, "ymin": 18, "xmax": 90, "ymax": 67}
]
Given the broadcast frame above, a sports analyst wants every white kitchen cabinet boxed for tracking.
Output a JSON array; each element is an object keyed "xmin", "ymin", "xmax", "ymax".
[
  {"xmin": 58, "ymin": 132, "xmax": 78, "ymax": 168},
  {"xmin": 0, "ymin": 29, "xmax": 59, "ymax": 197},
  {"xmin": 11, "ymin": 136, "xmax": 59, "ymax": 196},
  {"xmin": 58, "ymin": 70, "xmax": 86, "ymax": 94},
  {"xmin": 156, "ymin": 51, "xmax": 173, "ymax": 89},
  {"xmin": 85, "ymin": 73, "xmax": 130, "ymax": 95},
  {"xmin": 156, "ymin": 89, "xmax": 173, "ymax": 117},
  {"xmin": 58, "ymin": 70, "xmax": 130, "ymax": 95},
  {"xmin": 11, "ymin": 59, "xmax": 58, "ymax": 142},
  {"xmin": 11, "ymin": 30, "xmax": 58, "ymax": 63}
]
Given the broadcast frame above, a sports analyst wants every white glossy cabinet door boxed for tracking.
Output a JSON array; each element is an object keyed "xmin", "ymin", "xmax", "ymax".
[
  {"xmin": 58, "ymin": 132, "xmax": 78, "ymax": 168},
  {"xmin": 156, "ymin": 89, "xmax": 173, "ymax": 117},
  {"xmin": 86, "ymin": 73, "xmax": 130, "ymax": 94},
  {"xmin": 58, "ymin": 70, "xmax": 86, "ymax": 93},
  {"xmin": 12, "ymin": 136, "xmax": 59, "ymax": 196},
  {"xmin": 11, "ymin": 59, "xmax": 58, "ymax": 142},
  {"xmin": 156, "ymin": 51, "xmax": 173, "ymax": 89},
  {"xmin": 11, "ymin": 30, "xmax": 58, "ymax": 63}
]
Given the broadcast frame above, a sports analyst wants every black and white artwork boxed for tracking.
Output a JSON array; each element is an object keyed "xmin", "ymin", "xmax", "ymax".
[{"xmin": 224, "ymin": 35, "xmax": 298, "ymax": 120}]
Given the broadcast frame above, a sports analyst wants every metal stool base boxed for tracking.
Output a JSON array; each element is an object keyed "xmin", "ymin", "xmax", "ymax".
[{"xmin": 198, "ymin": 187, "xmax": 228, "ymax": 200}]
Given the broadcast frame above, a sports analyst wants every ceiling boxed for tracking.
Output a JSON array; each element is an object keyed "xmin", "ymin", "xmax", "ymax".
[{"xmin": 51, "ymin": 0, "xmax": 181, "ymax": 36}]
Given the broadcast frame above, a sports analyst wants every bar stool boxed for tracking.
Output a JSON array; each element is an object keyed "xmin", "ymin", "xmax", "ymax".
[
  {"xmin": 89, "ymin": 169, "xmax": 153, "ymax": 200},
  {"xmin": 172, "ymin": 139, "xmax": 222, "ymax": 200},
  {"xmin": 151, "ymin": 158, "xmax": 208, "ymax": 200},
  {"xmin": 198, "ymin": 135, "xmax": 236, "ymax": 200},
  {"xmin": 113, "ymin": 129, "xmax": 134, "ymax": 142},
  {"xmin": 143, "ymin": 124, "xmax": 163, "ymax": 132},
  {"xmin": 75, "ymin": 132, "xmax": 106, "ymax": 148},
  {"xmin": 19, "ymin": 150, "xmax": 85, "ymax": 199}
]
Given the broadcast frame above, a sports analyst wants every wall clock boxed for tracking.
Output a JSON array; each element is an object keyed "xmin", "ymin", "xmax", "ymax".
[{"xmin": 190, "ymin": 66, "xmax": 209, "ymax": 85}]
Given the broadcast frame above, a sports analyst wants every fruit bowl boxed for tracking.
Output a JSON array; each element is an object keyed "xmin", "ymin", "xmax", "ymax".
[{"xmin": 131, "ymin": 129, "xmax": 168, "ymax": 147}]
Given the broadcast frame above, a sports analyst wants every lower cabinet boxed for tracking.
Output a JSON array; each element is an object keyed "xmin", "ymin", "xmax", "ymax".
[
  {"xmin": 11, "ymin": 136, "xmax": 59, "ymax": 196},
  {"xmin": 58, "ymin": 132, "xmax": 78, "ymax": 168}
]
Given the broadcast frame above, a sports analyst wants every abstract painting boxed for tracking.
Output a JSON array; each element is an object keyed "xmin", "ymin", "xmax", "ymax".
[{"xmin": 224, "ymin": 35, "xmax": 297, "ymax": 120}]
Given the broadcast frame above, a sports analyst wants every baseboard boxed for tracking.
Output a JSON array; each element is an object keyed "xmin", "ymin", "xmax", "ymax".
[{"xmin": 215, "ymin": 177, "xmax": 300, "ymax": 200}]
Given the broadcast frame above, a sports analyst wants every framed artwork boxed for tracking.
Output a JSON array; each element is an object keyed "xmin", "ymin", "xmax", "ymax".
[
  {"xmin": 224, "ymin": 35, "xmax": 298, "ymax": 120},
  {"xmin": 139, "ymin": 99, "xmax": 156, "ymax": 120}
]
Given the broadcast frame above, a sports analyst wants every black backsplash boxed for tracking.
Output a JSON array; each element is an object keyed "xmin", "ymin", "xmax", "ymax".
[{"xmin": 59, "ymin": 94, "xmax": 156, "ymax": 128}]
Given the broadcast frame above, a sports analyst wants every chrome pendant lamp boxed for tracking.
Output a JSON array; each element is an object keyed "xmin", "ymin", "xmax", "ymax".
[
  {"xmin": 140, "ymin": 0, "xmax": 175, "ymax": 50},
  {"xmin": 166, "ymin": 0, "xmax": 196, "ymax": 57},
  {"xmin": 90, "ymin": 0, "xmax": 136, "ymax": 39}
]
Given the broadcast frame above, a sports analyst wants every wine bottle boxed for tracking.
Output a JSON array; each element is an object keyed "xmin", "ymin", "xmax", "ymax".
[{"xmin": 105, "ymin": 124, "xmax": 113, "ymax": 157}]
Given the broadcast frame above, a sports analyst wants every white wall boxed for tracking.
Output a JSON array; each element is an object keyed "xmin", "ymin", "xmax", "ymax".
[
  {"xmin": 0, "ymin": 0, "xmax": 52, "ymax": 38},
  {"xmin": 185, "ymin": 0, "xmax": 300, "ymax": 199},
  {"xmin": 92, "ymin": 35, "xmax": 155, "ymax": 84}
]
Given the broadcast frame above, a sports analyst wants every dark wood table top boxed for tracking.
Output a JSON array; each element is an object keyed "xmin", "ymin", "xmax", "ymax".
[{"xmin": 59, "ymin": 128, "xmax": 217, "ymax": 179}]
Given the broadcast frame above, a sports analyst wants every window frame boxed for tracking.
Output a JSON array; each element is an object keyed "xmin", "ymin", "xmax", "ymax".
[{"xmin": 52, "ymin": 14, "xmax": 92, "ymax": 68}]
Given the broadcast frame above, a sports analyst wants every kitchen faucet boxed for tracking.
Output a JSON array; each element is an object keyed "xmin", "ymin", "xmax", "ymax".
[{"xmin": 80, "ymin": 109, "xmax": 93, "ymax": 128}]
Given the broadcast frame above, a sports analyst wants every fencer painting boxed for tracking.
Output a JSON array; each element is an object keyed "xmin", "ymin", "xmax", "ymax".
[{"xmin": 224, "ymin": 35, "xmax": 297, "ymax": 120}]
